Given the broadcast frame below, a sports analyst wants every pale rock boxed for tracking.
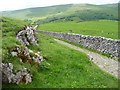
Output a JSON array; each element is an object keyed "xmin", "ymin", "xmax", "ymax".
[
  {"xmin": 16, "ymin": 25, "xmax": 38, "ymax": 46},
  {"xmin": 2, "ymin": 63, "xmax": 32, "ymax": 84}
]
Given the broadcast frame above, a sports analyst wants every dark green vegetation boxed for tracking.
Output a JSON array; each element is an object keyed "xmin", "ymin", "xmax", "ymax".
[
  {"xmin": 2, "ymin": 17, "xmax": 118, "ymax": 88},
  {"xmin": 39, "ymin": 20, "xmax": 118, "ymax": 39},
  {"xmin": 1, "ymin": 3, "xmax": 118, "ymax": 23}
]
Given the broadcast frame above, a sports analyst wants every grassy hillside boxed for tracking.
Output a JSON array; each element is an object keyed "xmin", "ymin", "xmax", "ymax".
[
  {"xmin": 38, "ymin": 20, "xmax": 118, "ymax": 39},
  {"xmin": 2, "ymin": 17, "xmax": 29, "ymax": 71},
  {"xmin": 2, "ymin": 3, "xmax": 118, "ymax": 22},
  {"xmin": 3, "ymin": 34, "xmax": 118, "ymax": 88},
  {"xmin": 2, "ymin": 17, "xmax": 28, "ymax": 57},
  {"xmin": 2, "ymin": 17, "xmax": 118, "ymax": 88}
]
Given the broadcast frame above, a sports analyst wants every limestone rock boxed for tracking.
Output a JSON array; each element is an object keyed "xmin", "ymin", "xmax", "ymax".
[
  {"xmin": 16, "ymin": 25, "xmax": 38, "ymax": 46},
  {"xmin": 1, "ymin": 63, "xmax": 32, "ymax": 84},
  {"xmin": 32, "ymin": 51, "xmax": 44, "ymax": 63},
  {"xmin": 11, "ymin": 46, "xmax": 43, "ymax": 64},
  {"xmin": 2, "ymin": 63, "xmax": 14, "ymax": 83}
]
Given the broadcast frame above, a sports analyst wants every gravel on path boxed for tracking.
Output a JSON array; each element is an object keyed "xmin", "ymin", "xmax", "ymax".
[{"xmin": 54, "ymin": 39, "xmax": 120, "ymax": 78}]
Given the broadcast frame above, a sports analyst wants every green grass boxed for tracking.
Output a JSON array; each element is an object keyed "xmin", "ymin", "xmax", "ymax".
[
  {"xmin": 2, "ymin": 17, "xmax": 118, "ymax": 88},
  {"xmin": 3, "ymin": 33, "xmax": 118, "ymax": 88},
  {"xmin": 39, "ymin": 20, "xmax": 118, "ymax": 39},
  {"xmin": 2, "ymin": 17, "xmax": 28, "ymax": 62}
]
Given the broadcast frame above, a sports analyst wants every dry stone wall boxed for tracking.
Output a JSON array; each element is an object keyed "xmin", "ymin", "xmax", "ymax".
[{"xmin": 38, "ymin": 30, "xmax": 120, "ymax": 58}]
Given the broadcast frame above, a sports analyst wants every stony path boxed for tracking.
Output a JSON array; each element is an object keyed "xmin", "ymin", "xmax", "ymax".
[{"xmin": 54, "ymin": 39, "xmax": 119, "ymax": 78}]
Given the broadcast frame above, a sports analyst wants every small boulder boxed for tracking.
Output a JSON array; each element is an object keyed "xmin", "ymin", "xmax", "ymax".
[
  {"xmin": 1, "ymin": 63, "xmax": 32, "ymax": 84},
  {"xmin": 16, "ymin": 25, "xmax": 38, "ymax": 46}
]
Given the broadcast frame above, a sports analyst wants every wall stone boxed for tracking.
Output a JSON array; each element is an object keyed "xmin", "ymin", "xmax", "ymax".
[{"xmin": 38, "ymin": 30, "xmax": 120, "ymax": 58}]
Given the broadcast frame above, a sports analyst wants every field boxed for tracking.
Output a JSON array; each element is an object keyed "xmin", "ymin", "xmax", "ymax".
[
  {"xmin": 39, "ymin": 20, "xmax": 118, "ymax": 39},
  {"xmin": 2, "ymin": 17, "xmax": 118, "ymax": 88},
  {"xmin": 3, "ymin": 34, "xmax": 118, "ymax": 88}
]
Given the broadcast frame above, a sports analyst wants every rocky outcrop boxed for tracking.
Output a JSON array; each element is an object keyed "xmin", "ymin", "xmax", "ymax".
[
  {"xmin": 15, "ymin": 25, "xmax": 43, "ymax": 64},
  {"xmin": 11, "ymin": 46, "xmax": 43, "ymax": 64},
  {"xmin": 2, "ymin": 63, "xmax": 32, "ymax": 84},
  {"xmin": 16, "ymin": 25, "xmax": 38, "ymax": 46},
  {"xmin": 38, "ymin": 30, "xmax": 120, "ymax": 58},
  {"xmin": 2, "ymin": 25, "xmax": 44, "ymax": 85}
]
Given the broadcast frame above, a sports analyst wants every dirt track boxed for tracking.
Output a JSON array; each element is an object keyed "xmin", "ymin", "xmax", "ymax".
[{"xmin": 54, "ymin": 39, "xmax": 119, "ymax": 78}]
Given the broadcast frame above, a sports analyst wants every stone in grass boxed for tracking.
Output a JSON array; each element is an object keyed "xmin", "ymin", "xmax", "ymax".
[
  {"xmin": 1, "ymin": 63, "xmax": 32, "ymax": 84},
  {"xmin": 11, "ymin": 46, "xmax": 43, "ymax": 64},
  {"xmin": 13, "ymin": 68, "xmax": 32, "ymax": 84},
  {"xmin": 32, "ymin": 51, "xmax": 44, "ymax": 63},
  {"xmin": 16, "ymin": 25, "xmax": 38, "ymax": 46}
]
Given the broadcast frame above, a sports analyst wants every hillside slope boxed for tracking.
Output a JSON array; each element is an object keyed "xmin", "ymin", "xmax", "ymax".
[
  {"xmin": 1, "ymin": 3, "xmax": 118, "ymax": 22},
  {"xmin": 2, "ymin": 17, "xmax": 118, "ymax": 88}
]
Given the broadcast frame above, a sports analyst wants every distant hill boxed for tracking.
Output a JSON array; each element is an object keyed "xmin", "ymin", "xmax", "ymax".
[{"xmin": 1, "ymin": 3, "xmax": 118, "ymax": 23}]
